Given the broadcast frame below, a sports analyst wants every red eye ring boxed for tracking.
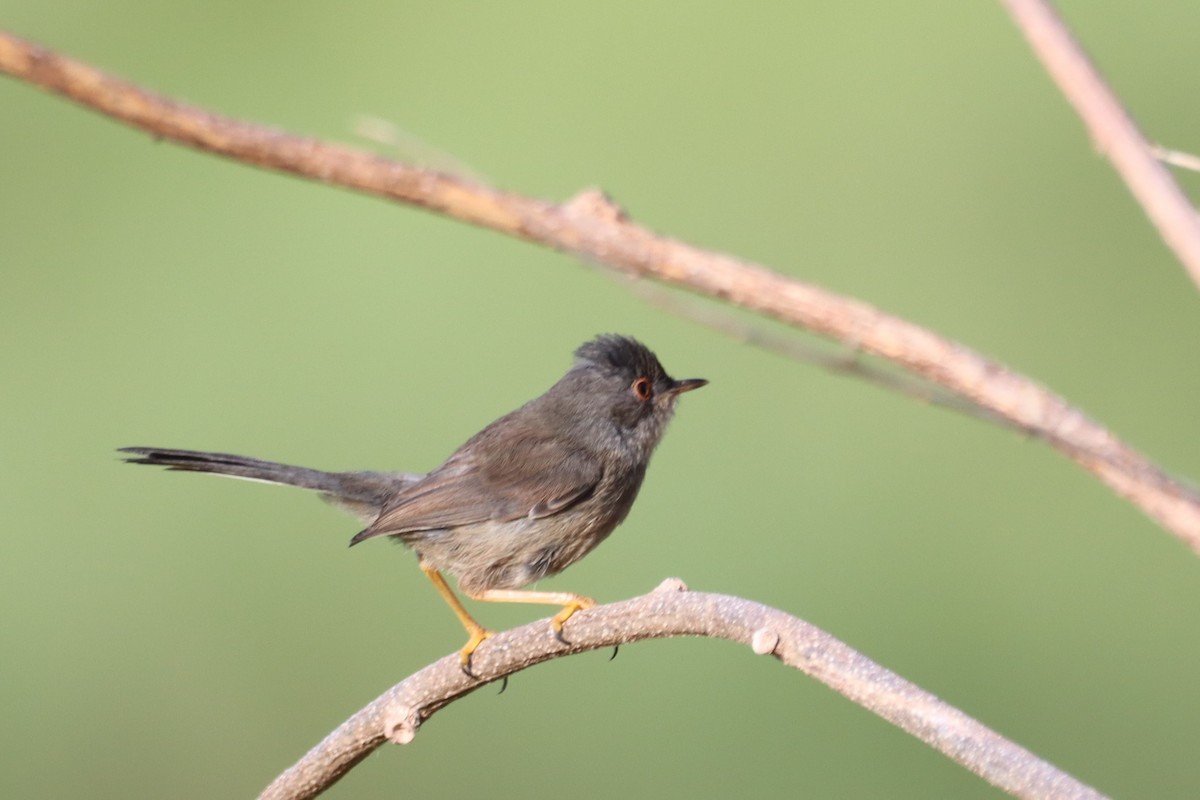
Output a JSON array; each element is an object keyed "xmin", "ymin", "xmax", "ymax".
[{"xmin": 631, "ymin": 377, "xmax": 653, "ymax": 401}]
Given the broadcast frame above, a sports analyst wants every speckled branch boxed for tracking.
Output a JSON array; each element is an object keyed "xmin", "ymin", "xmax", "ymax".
[
  {"xmin": 1, "ymin": 29, "xmax": 1197, "ymax": 554},
  {"xmin": 259, "ymin": 579, "xmax": 1107, "ymax": 800}
]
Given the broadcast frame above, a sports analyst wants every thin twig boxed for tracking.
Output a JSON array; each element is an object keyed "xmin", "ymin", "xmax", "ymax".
[
  {"xmin": 259, "ymin": 579, "xmax": 1107, "ymax": 800},
  {"xmin": 1, "ymin": 30, "xmax": 1197, "ymax": 552},
  {"xmin": 1153, "ymin": 145, "xmax": 1200, "ymax": 175},
  {"xmin": 999, "ymin": 0, "xmax": 1200, "ymax": 289}
]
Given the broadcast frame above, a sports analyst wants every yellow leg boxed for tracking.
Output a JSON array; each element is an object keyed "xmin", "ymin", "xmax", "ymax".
[
  {"xmin": 467, "ymin": 588, "xmax": 596, "ymax": 641},
  {"xmin": 419, "ymin": 562, "xmax": 493, "ymax": 671}
]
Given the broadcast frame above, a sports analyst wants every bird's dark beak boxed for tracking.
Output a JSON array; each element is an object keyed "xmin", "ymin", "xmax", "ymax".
[{"xmin": 667, "ymin": 378, "xmax": 708, "ymax": 395}]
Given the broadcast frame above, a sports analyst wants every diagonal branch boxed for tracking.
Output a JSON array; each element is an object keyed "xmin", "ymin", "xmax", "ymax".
[
  {"xmin": 611, "ymin": 274, "xmax": 1024, "ymax": 428},
  {"xmin": 259, "ymin": 579, "xmax": 1108, "ymax": 800},
  {"xmin": 999, "ymin": 0, "xmax": 1200, "ymax": 291},
  {"xmin": 1, "ymin": 30, "xmax": 1198, "ymax": 551}
]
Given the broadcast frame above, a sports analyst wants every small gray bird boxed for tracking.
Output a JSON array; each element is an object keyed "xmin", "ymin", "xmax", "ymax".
[{"xmin": 121, "ymin": 335, "xmax": 705, "ymax": 672}]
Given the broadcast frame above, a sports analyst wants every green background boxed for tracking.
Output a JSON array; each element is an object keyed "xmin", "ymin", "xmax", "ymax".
[{"xmin": 4, "ymin": 2, "xmax": 1200, "ymax": 797}]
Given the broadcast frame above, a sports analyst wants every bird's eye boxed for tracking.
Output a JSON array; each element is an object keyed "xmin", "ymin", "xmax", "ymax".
[{"xmin": 631, "ymin": 377, "xmax": 653, "ymax": 401}]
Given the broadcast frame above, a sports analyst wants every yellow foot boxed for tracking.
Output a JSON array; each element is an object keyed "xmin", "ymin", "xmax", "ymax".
[
  {"xmin": 551, "ymin": 595, "xmax": 596, "ymax": 644},
  {"xmin": 458, "ymin": 626, "xmax": 495, "ymax": 677}
]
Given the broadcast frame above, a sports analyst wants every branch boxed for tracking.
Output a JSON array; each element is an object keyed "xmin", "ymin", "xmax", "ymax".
[
  {"xmin": 2, "ymin": 30, "xmax": 1198, "ymax": 552},
  {"xmin": 999, "ymin": 0, "xmax": 1200, "ymax": 290},
  {"xmin": 611, "ymin": 274, "xmax": 1024, "ymax": 429},
  {"xmin": 259, "ymin": 579, "xmax": 1107, "ymax": 800}
]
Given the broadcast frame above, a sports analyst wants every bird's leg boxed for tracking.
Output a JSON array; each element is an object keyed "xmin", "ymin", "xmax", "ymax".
[
  {"xmin": 419, "ymin": 562, "xmax": 493, "ymax": 676},
  {"xmin": 465, "ymin": 588, "xmax": 596, "ymax": 645}
]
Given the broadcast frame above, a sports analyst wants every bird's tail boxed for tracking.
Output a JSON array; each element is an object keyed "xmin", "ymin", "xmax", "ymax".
[{"xmin": 118, "ymin": 447, "xmax": 417, "ymax": 519}]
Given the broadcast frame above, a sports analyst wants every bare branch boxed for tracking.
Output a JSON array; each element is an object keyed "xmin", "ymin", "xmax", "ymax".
[
  {"xmin": 609, "ymin": 274, "xmax": 1023, "ymax": 429},
  {"xmin": 999, "ymin": 0, "xmax": 1200, "ymax": 289},
  {"xmin": 259, "ymin": 580, "xmax": 1108, "ymax": 800},
  {"xmin": 1, "ymin": 30, "xmax": 1198, "ymax": 553}
]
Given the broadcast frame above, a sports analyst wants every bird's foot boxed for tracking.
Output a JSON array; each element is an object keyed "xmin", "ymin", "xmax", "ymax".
[
  {"xmin": 551, "ymin": 596, "xmax": 596, "ymax": 645},
  {"xmin": 458, "ymin": 626, "xmax": 495, "ymax": 678}
]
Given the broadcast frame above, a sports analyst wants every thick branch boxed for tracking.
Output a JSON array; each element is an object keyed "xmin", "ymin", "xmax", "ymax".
[
  {"xmin": 999, "ymin": 0, "xmax": 1200, "ymax": 290},
  {"xmin": 259, "ymin": 579, "xmax": 1106, "ymax": 800},
  {"xmin": 2, "ymin": 30, "xmax": 1198, "ymax": 551}
]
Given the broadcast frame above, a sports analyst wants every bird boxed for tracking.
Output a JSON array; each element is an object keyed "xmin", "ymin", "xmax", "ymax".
[{"xmin": 121, "ymin": 334, "xmax": 706, "ymax": 673}]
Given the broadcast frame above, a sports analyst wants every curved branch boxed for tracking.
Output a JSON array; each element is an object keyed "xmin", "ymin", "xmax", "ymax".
[
  {"xmin": 259, "ymin": 579, "xmax": 1107, "ymax": 800},
  {"xmin": 999, "ymin": 0, "xmax": 1200, "ymax": 291},
  {"xmin": 2, "ymin": 30, "xmax": 1198, "ymax": 551}
]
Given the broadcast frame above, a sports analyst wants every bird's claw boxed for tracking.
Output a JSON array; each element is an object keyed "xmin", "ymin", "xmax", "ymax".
[
  {"xmin": 550, "ymin": 597, "xmax": 596, "ymax": 647},
  {"xmin": 457, "ymin": 627, "xmax": 495, "ymax": 679}
]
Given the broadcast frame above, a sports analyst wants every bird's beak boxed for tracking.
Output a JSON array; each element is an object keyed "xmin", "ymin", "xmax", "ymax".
[{"xmin": 667, "ymin": 378, "xmax": 708, "ymax": 395}]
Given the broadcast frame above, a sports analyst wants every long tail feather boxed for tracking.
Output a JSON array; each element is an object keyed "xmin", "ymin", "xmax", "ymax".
[{"xmin": 118, "ymin": 447, "xmax": 418, "ymax": 516}]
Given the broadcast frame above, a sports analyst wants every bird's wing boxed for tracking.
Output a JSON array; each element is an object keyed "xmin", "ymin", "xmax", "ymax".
[{"xmin": 349, "ymin": 426, "xmax": 601, "ymax": 544}]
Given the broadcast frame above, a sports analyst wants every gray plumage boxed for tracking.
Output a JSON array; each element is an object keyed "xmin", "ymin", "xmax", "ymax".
[{"xmin": 121, "ymin": 334, "xmax": 705, "ymax": 633}]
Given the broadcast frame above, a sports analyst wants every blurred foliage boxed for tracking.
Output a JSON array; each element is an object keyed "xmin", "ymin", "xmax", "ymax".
[{"xmin": 3, "ymin": 2, "xmax": 1200, "ymax": 797}]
